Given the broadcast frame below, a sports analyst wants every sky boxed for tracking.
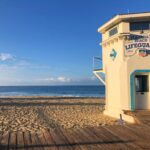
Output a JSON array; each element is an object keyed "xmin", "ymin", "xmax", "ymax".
[{"xmin": 0, "ymin": 0, "xmax": 150, "ymax": 85}]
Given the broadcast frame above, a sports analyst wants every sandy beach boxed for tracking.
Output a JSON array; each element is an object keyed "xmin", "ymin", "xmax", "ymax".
[{"xmin": 0, "ymin": 97, "xmax": 117, "ymax": 133}]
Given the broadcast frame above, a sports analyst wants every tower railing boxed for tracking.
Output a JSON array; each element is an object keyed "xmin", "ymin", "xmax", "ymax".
[
  {"xmin": 93, "ymin": 56, "xmax": 102, "ymax": 71},
  {"xmin": 93, "ymin": 56, "xmax": 105, "ymax": 85}
]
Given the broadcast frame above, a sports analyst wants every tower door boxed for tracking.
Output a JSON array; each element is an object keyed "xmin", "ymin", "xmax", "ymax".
[{"xmin": 135, "ymin": 75, "xmax": 150, "ymax": 110}]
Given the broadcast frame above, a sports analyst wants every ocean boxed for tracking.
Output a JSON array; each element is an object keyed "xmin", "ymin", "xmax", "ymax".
[{"xmin": 0, "ymin": 85, "xmax": 105, "ymax": 97}]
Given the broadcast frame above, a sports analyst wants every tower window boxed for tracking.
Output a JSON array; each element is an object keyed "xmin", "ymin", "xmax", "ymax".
[
  {"xmin": 135, "ymin": 75, "xmax": 149, "ymax": 92},
  {"xmin": 109, "ymin": 27, "xmax": 118, "ymax": 37},
  {"xmin": 130, "ymin": 22, "xmax": 150, "ymax": 31}
]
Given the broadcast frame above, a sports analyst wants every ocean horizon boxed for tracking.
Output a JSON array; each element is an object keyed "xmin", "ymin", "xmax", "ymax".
[{"xmin": 0, "ymin": 85, "xmax": 105, "ymax": 97}]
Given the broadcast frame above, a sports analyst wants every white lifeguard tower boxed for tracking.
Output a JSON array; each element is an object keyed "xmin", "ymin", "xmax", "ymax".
[{"xmin": 93, "ymin": 12, "xmax": 150, "ymax": 122}]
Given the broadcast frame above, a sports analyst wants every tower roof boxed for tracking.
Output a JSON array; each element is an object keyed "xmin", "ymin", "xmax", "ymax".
[{"xmin": 98, "ymin": 12, "xmax": 150, "ymax": 33}]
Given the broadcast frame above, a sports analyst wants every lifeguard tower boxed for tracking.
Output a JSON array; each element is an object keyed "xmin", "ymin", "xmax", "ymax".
[{"xmin": 93, "ymin": 12, "xmax": 150, "ymax": 122}]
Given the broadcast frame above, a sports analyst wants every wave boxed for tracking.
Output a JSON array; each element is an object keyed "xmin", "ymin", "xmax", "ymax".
[{"xmin": 0, "ymin": 85, "xmax": 105, "ymax": 98}]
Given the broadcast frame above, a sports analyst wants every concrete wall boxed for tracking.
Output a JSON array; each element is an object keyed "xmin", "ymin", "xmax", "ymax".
[{"xmin": 102, "ymin": 37, "xmax": 125, "ymax": 115}]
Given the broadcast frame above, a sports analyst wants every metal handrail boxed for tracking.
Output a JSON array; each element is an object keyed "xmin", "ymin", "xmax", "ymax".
[
  {"xmin": 92, "ymin": 56, "xmax": 105, "ymax": 85},
  {"xmin": 93, "ymin": 56, "xmax": 102, "ymax": 71}
]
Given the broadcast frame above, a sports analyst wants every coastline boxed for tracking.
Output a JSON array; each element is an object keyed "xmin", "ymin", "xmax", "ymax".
[{"xmin": 0, "ymin": 95, "xmax": 105, "ymax": 98}]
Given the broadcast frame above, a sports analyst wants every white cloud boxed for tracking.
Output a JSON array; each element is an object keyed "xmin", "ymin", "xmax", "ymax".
[
  {"xmin": 0, "ymin": 53, "xmax": 98, "ymax": 85},
  {"xmin": 57, "ymin": 77, "xmax": 71, "ymax": 82},
  {"xmin": 39, "ymin": 76, "xmax": 71, "ymax": 83},
  {"xmin": 0, "ymin": 53, "xmax": 14, "ymax": 61},
  {"xmin": 37, "ymin": 76, "xmax": 99, "ymax": 85},
  {"xmin": 91, "ymin": 76, "xmax": 97, "ymax": 80},
  {"xmin": 0, "ymin": 64, "xmax": 18, "ymax": 72},
  {"xmin": 42, "ymin": 77, "xmax": 55, "ymax": 81}
]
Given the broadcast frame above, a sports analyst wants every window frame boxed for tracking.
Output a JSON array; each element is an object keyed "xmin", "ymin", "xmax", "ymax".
[
  {"xmin": 130, "ymin": 21, "xmax": 150, "ymax": 31},
  {"xmin": 109, "ymin": 26, "xmax": 118, "ymax": 37},
  {"xmin": 135, "ymin": 75, "xmax": 149, "ymax": 93}
]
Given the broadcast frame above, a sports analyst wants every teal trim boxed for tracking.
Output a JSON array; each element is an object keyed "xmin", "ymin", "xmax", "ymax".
[
  {"xmin": 109, "ymin": 49, "xmax": 117, "ymax": 61},
  {"xmin": 130, "ymin": 74, "xmax": 134, "ymax": 111},
  {"xmin": 130, "ymin": 69, "xmax": 150, "ymax": 111}
]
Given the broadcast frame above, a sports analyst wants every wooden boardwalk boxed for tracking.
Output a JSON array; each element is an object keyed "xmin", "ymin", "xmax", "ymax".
[
  {"xmin": 0, "ymin": 123, "xmax": 150, "ymax": 150},
  {"xmin": 129, "ymin": 110, "xmax": 150, "ymax": 125}
]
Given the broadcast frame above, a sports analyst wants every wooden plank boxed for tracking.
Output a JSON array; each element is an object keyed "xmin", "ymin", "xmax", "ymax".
[
  {"xmin": 9, "ymin": 132, "xmax": 17, "ymax": 150},
  {"xmin": 81, "ymin": 127, "xmax": 128, "ymax": 150},
  {"xmin": 104, "ymin": 125, "xmax": 145, "ymax": 149},
  {"xmin": 54, "ymin": 128, "xmax": 75, "ymax": 150},
  {"xmin": 43, "ymin": 130, "xmax": 58, "ymax": 150},
  {"xmin": 0, "ymin": 132, "xmax": 3, "ymax": 141},
  {"xmin": 78, "ymin": 128, "xmax": 108, "ymax": 149},
  {"xmin": 93, "ymin": 126, "xmax": 135, "ymax": 149},
  {"xmin": 60, "ymin": 128, "xmax": 88, "ymax": 150},
  {"xmin": 0, "ymin": 133, "xmax": 4, "ymax": 149},
  {"xmin": 49, "ymin": 129, "xmax": 73, "ymax": 150},
  {"xmin": 103, "ymin": 125, "xmax": 138, "ymax": 149},
  {"xmin": 73, "ymin": 128, "xmax": 103, "ymax": 150},
  {"xmin": 37, "ymin": 132, "xmax": 49, "ymax": 150},
  {"xmin": 84, "ymin": 127, "xmax": 126, "ymax": 150},
  {"xmin": 17, "ymin": 132, "xmax": 24, "ymax": 149},
  {"xmin": 96, "ymin": 127, "xmax": 134, "ymax": 149},
  {"xmin": 24, "ymin": 131, "xmax": 33, "ymax": 150},
  {"xmin": 68, "ymin": 129, "xmax": 91, "ymax": 150},
  {"xmin": 60, "ymin": 128, "xmax": 82, "ymax": 150},
  {"xmin": 0, "ymin": 132, "xmax": 10, "ymax": 150},
  {"xmin": 122, "ymin": 124, "xmax": 150, "ymax": 149},
  {"xmin": 125, "ymin": 124, "xmax": 150, "ymax": 140},
  {"xmin": 31, "ymin": 132, "xmax": 44, "ymax": 150},
  {"xmin": 35, "ymin": 132, "xmax": 45, "ymax": 150}
]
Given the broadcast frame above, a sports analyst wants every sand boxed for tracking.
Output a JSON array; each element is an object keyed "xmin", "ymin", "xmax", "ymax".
[{"xmin": 0, "ymin": 97, "xmax": 117, "ymax": 133}]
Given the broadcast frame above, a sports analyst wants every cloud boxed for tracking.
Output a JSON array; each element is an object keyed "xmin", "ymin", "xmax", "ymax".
[
  {"xmin": 42, "ymin": 77, "xmax": 55, "ymax": 82},
  {"xmin": 37, "ymin": 76, "xmax": 99, "ymax": 85},
  {"xmin": 57, "ymin": 77, "xmax": 71, "ymax": 82},
  {"xmin": 0, "ymin": 53, "xmax": 15, "ymax": 61},
  {"xmin": 90, "ymin": 76, "xmax": 97, "ymax": 80},
  {"xmin": 0, "ymin": 64, "xmax": 18, "ymax": 72},
  {"xmin": 40, "ymin": 76, "xmax": 71, "ymax": 83},
  {"xmin": 0, "ymin": 53, "xmax": 99, "ymax": 85}
]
